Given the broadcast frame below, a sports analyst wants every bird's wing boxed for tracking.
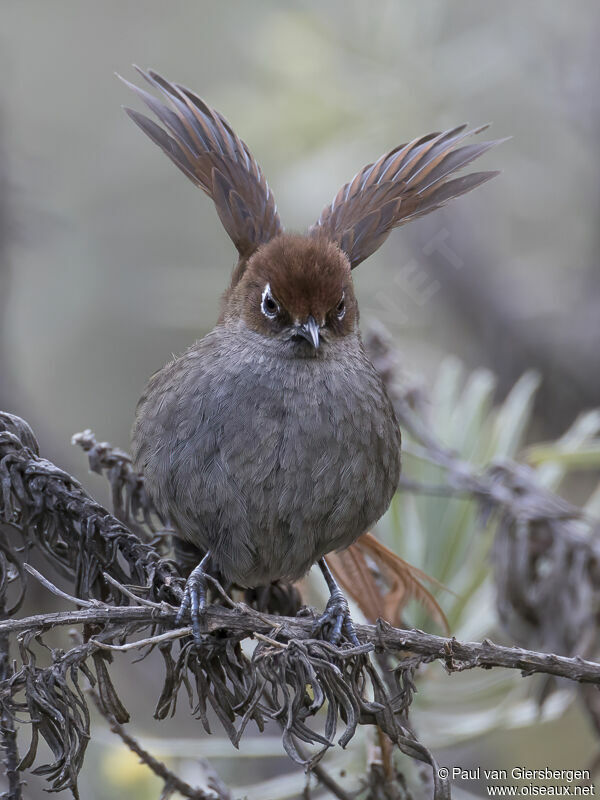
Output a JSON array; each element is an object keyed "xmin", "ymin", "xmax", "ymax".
[
  {"xmin": 119, "ymin": 68, "xmax": 282, "ymax": 273},
  {"xmin": 310, "ymin": 124, "xmax": 506, "ymax": 269}
]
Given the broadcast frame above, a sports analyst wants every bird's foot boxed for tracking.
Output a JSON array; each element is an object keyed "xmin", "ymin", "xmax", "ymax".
[
  {"xmin": 175, "ymin": 557, "xmax": 210, "ymax": 643},
  {"xmin": 312, "ymin": 588, "xmax": 359, "ymax": 646}
]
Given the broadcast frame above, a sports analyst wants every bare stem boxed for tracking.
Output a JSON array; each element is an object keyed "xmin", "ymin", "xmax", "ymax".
[
  {"xmin": 88, "ymin": 689, "xmax": 231, "ymax": 800},
  {"xmin": 2, "ymin": 603, "xmax": 600, "ymax": 686}
]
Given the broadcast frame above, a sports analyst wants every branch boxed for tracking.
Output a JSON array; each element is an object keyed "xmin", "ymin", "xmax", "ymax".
[
  {"xmin": 88, "ymin": 689, "xmax": 230, "ymax": 800},
  {"xmin": 3, "ymin": 601, "xmax": 600, "ymax": 687},
  {"xmin": 1, "ymin": 412, "xmax": 451, "ymax": 799},
  {"xmin": 3, "ymin": 398, "xmax": 600, "ymax": 800},
  {"xmin": 365, "ymin": 326, "xmax": 600, "ymax": 665},
  {"xmin": 0, "ymin": 412, "xmax": 183, "ymax": 607},
  {"xmin": 0, "ymin": 582, "xmax": 22, "ymax": 800}
]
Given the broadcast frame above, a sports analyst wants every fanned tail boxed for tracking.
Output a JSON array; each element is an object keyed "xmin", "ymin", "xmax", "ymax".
[{"xmin": 325, "ymin": 532, "xmax": 451, "ymax": 634}]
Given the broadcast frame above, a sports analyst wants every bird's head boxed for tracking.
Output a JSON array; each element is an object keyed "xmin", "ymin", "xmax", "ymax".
[
  {"xmin": 121, "ymin": 69, "xmax": 503, "ymax": 357},
  {"xmin": 226, "ymin": 234, "xmax": 358, "ymax": 355}
]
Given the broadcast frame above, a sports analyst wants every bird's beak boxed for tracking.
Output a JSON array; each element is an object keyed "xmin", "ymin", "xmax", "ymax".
[{"xmin": 297, "ymin": 316, "xmax": 320, "ymax": 349}]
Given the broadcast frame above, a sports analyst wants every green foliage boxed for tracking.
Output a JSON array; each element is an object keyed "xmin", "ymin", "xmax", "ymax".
[{"xmin": 373, "ymin": 357, "xmax": 599, "ymax": 748}]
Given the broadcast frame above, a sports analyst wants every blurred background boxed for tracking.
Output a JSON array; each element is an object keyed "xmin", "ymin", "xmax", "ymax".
[{"xmin": 2, "ymin": 1, "xmax": 600, "ymax": 798}]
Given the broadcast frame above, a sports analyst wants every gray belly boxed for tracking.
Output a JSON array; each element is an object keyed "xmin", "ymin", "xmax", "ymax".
[{"xmin": 133, "ymin": 329, "xmax": 401, "ymax": 587}]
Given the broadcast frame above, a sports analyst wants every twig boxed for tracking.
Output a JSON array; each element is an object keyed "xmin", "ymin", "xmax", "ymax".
[
  {"xmin": 72, "ymin": 429, "xmax": 161, "ymax": 539},
  {"xmin": 0, "ymin": 605, "xmax": 165, "ymax": 635},
  {"xmin": 0, "ymin": 598, "xmax": 22, "ymax": 800},
  {"xmin": 92, "ymin": 627, "xmax": 193, "ymax": 651},
  {"xmin": 102, "ymin": 572, "xmax": 165, "ymax": 609},
  {"xmin": 0, "ymin": 416, "xmax": 183, "ymax": 610},
  {"xmin": 253, "ymin": 632, "xmax": 287, "ymax": 649},
  {"xmin": 0, "ymin": 641, "xmax": 21, "ymax": 800},
  {"xmin": 294, "ymin": 742, "xmax": 353, "ymax": 800},
  {"xmin": 4, "ymin": 399, "xmax": 600, "ymax": 799},
  {"xmin": 88, "ymin": 689, "xmax": 231, "ymax": 800},
  {"xmin": 23, "ymin": 563, "xmax": 97, "ymax": 608}
]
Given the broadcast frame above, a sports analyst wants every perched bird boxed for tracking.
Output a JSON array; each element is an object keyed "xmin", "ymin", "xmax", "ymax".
[{"xmin": 123, "ymin": 68, "xmax": 502, "ymax": 643}]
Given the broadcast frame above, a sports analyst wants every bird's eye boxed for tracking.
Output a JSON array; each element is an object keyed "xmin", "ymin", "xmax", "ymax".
[
  {"xmin": 261, "ymin": 283, "xmax": 280, "ymax": 319},
  {"xmin": 336, "ymin": 293, "xmax": 346, "ymax": 320}
]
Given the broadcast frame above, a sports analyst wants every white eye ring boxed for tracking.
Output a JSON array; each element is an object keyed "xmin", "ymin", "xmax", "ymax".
[
  {"xmin": 336, "ymin": 292, "xmax": 346, "ymax": 320},
  {"xmin": 261, "ymin": 283, "xmax": 280, "ymax": 319}
]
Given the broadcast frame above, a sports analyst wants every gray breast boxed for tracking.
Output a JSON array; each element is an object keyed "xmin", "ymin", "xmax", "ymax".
[{"xmin": 132, "ymin": 325, "xmax": 401, "ymax": 587}]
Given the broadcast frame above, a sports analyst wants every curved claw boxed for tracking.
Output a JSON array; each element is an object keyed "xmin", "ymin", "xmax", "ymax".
[
  {"xmin": 175, "ymin": 554, "xmax": 210, "ymax": 643},
  {"xmin": 312, "ymin": 588, "xmax": 360, "ymax": 646}
]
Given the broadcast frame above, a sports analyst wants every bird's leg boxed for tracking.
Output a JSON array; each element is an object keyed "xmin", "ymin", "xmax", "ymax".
[
  {"xmin": 312, "ymin": 558, "xmax": 360, "ymax": 646},
  {"xmin": 175, "ymin": 551, "xmax": 211, "ymax": 643}
]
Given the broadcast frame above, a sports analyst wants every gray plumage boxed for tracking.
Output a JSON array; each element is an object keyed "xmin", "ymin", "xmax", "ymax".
[
  {"xmin": 132, "ymin": 322, "xmax": 401, "ymax": 587},
  {"xmin": 122, "ymin": 71, "xmax": 501, "ymax": 628}
]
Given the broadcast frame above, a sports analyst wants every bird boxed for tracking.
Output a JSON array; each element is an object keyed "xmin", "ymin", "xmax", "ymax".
[{"xmin": 122, "ymin": 67, "xmax": 502, "ymax": 644}]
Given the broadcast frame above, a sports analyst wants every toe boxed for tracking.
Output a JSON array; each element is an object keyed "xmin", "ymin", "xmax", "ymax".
[
  {"xmin": 312, "ymin": 593, "xmax": 357, "ymax": 646},
  {"xmin": 342, "ymin": 616, "xmax": 360, "ymax": 646},
  {"xmin": 176, "ymin": 569, "xmax": 209, "ymax": 643},
  {"xmin": 175, "ymin": 589, "xmax": 190, "ymax": 626}
]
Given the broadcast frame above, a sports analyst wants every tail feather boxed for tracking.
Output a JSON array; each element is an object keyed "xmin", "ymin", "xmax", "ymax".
[{"xmin": 326, "ymin": 532, "xmax": 451, "ymax": 634}]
